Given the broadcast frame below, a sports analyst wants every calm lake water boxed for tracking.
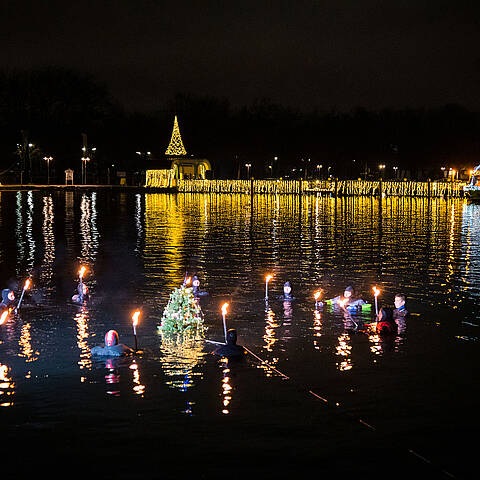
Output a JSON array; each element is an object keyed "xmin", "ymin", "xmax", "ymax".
[{"xmin": 0, "ymin": 191, "xmax": 478, "ymax": 479}]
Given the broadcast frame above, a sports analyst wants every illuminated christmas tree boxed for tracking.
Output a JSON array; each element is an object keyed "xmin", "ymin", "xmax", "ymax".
[
  {"xmin": 158, "ymin": 285, "xmax": 204, "ymax": 335},
  {"xmin": 165, "ymin": 115, "xmax": 187, "ymax": 156}
]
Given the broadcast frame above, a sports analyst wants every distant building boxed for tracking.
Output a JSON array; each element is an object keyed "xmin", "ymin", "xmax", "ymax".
[{"xmin": 146, "ymin": 116, "xmax": 211, "ymax": 187}]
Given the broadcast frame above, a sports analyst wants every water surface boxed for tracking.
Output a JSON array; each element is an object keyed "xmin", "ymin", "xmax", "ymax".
[{"xmin": 0, "ymin": 191, "xmax": 478, "ymax": 478}]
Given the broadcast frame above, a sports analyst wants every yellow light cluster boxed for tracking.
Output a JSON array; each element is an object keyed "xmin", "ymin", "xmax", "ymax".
[{"xmin": 165, "ymin": 115, "xmax": 187, "ymax": 156}]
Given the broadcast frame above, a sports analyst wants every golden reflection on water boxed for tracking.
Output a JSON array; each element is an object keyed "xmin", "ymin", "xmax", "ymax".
[
  {"xmin": 145, "ymin": 195, "xmax": 186, "ymax": 291},
  {"xmin": 0, "ymin": 363, "xmax": 15, "ymax": 407},
  {"xmin": 75, "ymin": 307, "xmax": 92, "ymax": 371},
  {"xmin": 158, "ymin": 332, "xmax": 206, "ymax": 390},
  {"xmin": 18, "ymin": 322, "xmax": 38, "ymax": 362},
  {"xmin": 130, "ymin": 360, "xmax": 145, "ymax": 396},
  {"xmin": 335, "ymin": 332, "xmax": 353, "ymax": 372}
]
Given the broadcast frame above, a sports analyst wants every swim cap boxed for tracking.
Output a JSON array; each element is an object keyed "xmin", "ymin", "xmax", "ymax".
[{"xmin": 105, "ymin": 330, "xmax": 119, "ymax": 347}]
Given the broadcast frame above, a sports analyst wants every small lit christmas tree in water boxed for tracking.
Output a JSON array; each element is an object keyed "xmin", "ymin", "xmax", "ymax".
[{"xmin": 158, "ymin": 285, "xmax": 205, "ymax": 336}]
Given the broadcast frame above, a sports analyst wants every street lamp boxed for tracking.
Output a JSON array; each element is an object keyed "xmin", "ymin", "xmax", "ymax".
[
  {"xmin": 245, "ymin": 163, "xmax": 251, "ymax": 179},
  {"xmin": 81, "ymin": 156, "xmax": 90, "ymax": 184},
  {"xmin": 43, "ymin": 156, "xmax": 53, "ymax": 184}
]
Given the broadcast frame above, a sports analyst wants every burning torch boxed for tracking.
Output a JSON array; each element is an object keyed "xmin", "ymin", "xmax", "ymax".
[
  {"xmin": 0, "ymin": 310, "xmax": 8, "ymax": 326},
  {"xmin": 314, "ymin": 290, "xmax": 323, "ymax": 309},
  {"xmin": 221, "ymin": 302, "xmax": 229, "ymax": 343},
  {"xmin": 15, "ymin": 278, "xmax": 31, "ymax": 314},
  {"xmin": 132, "ymin": 310, "xmax": 141, "ymax": 352},
  {"xmin": 265, "ymin": 274, "xmax": 273, "ymax": 300},
  {"xmin": 372, "ymin": 286, "xmax": 381, "ymax": 315}
]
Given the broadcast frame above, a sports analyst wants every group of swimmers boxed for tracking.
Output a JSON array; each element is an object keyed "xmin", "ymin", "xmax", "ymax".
[
  {"xmin": 326, "ymin": 285, "xmax": 408, "ymax": 335},
  {"xmin": 1, "ymin": 273, "xmax": 408, "ymax": 358}
]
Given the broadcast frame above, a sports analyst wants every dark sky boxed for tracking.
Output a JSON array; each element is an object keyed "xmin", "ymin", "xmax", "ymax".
[{"xmin": 2, "ymin": 0, "xmax": 479, "ymax": 112}]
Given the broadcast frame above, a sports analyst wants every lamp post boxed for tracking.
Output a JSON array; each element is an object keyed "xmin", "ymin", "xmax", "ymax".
[
  {"xmin": 245, "ymin": 163, "xmax": 251, "ymax": 179},
  {"xmin": 81, "ymin": 156, "xmax": 90, "ymax": 184},
  {"xmin": 43, "ymin": 156, "xmax": 53, "ymax": 184}
]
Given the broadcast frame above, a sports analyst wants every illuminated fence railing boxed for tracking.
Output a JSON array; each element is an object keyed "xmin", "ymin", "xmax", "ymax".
[
  {"xmin": 177, "ymin": 179, "xmax": 301, "ymax": 194},
  {"xmin": 305, "ymin": 179, "xmax": 466, "ymax": 197},
  {"xmin": 150, "ymin": 176, "xmax": 466, "ymax": 197},
  {"xmin": 146, "ymin": 169, "xmax": 175, "ymax": 188}
]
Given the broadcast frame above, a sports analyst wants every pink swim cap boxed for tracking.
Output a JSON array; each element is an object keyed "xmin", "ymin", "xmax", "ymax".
[{"xmin": 105, "ymin": 330, "xmax": 119, "ymax": 347}]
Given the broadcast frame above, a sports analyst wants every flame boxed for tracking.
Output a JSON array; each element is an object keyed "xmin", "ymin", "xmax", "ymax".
[
  {"xmin": 265, "ymin": 274, "xmax": 273, "ymax": 282},
  {"xmin": 338, "ymin": 299, "xmax": 347, "ymax": 308},
  {"xmin": 24, "ymin": 279, "xmax": 31, "ymax": 290},
  {"xmin": 314, "ymin": 291, "xmax": 321, "ymax": 301},
  {"xmin": 0, "ymin": 310, "xmax": 8, "ymax": 325},
  {"xmin": 221, "ymin": 302, "xmax": 229, "ymax": 316},
  {"xmin": 372, "ymin": 286, "xmax": 380, "ymax": 297},
  {"xmin": 79, "ymin": 266, "xmax": 86, "ymax": 279},
  {"xmin": 132, "ymin": 311, "xmax": 141, "ymax": 328},
  {"xmin": 185, "ymin": 277, "xmax": 191, "ymax": 285}
]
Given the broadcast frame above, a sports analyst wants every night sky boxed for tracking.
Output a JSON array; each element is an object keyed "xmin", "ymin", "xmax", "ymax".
[{"xmin": 2, "ymin": 1, "xmax": 480, "ymax": 112}]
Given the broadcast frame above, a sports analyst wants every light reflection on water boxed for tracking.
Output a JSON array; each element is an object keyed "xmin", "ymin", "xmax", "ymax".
[{"xmin": 0, "ymin": 191, "xmax": 478, "ymax": 475}]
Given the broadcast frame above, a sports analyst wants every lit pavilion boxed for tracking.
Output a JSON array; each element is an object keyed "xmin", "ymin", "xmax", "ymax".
[{"xmin": 145, "ymin": 116, "xmax": 211, "ymax": 188}]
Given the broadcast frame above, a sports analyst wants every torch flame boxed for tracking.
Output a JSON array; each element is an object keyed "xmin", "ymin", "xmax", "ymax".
[
  {"xmin": 338, "ymin": 299, "xmax": 347, "ymax": 308},
  {"xmin": 314, "ymin": 291, "xmax": 321, "ymax": 301},
  {"xmin": 221, "ymin": 302, "xmax": 229, "ymax": 316},
  {"xmin": 24, "ymin": 279, "xmax": 31, "ymax": 290},
  {"xmin": 132, "ymin": 311, "xmax": 141, "ymax": 327},
  {"xmin": 79, "ymin": 266, "xmax": 86, "ymax": 279},
  {"xmin": 265, "ymin": 274, "xmax": 273, "ymax": 282},
  {"xmin": 0, "ymin": 310, "xmax": 8, "ymax": 325},
  {"xmin": 185, "ymin": 277, "xmax": 191, "ymax": 285},
  {"xmin": 372, "ymin": 286, "xmax": 380, "ymax": 297}
]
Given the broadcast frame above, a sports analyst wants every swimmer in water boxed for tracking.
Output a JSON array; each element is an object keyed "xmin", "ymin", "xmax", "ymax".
[
  {"xmin": 72, "ymin": 282, "xmax": 88, "ymax": 304},
  {"xmin": 278, "ymin": 281, "xmax": 295, "ymax": 301},
  {"xmin": 376, "ymin": 307, "xmax": 397, "ymax": 335},
  {"xmin": 91, "ymin": 330, "xmax": 134, "ymax": 357},
  {"xmin": 213, "ymin": 329, "xmax": 246, "ymax": 358},
  {"xmin": 192, "ymin": 275, "xmax": 208, "ymax": 296},
  {"xmin": 328, "ymin": 286, "xmax": 367, "ymax": 309},
  {"xmin": 0, "ymin": 289, "xmax": 15, "ymax": 309},
  {"xmin": 393, "ymin": 293, "xmax": 408, "ymax": 334}
]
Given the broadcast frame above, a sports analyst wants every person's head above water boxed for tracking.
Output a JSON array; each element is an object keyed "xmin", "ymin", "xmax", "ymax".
[
  {"xmin": 378, "ymin": 307, "xmax": 394, "ymax": 323},
  {"xmin": 394, "ymin": 293, "xmax": 406, "ymax": 309},
  {"xmin": 2, "ymin": 289, "xmax": 14, "ymax": 303},
  {"xmin": 105, "ymin": 330, "xmax": 119, "ymax": 347},
  {"xmin": 344, "ymin": 286, "xmax": 354, "ymax": 298},
  {"xmin": 283, "ymin": 281, "xmax": 292, "ymax": 296},
  {"xmin": 192, "ymin": 276, "xmax": 200, "ymax": 288},
  {"xmin": 226, "ymin": 329, "xmax": 238, "ymax": 345}
]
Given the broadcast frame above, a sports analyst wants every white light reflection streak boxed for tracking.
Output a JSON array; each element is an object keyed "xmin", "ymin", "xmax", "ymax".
[
  {"xmin": 220, "ymin": 358, "xmax": 232, "ymax": 414},
  {"xmin": 134, "ymin": 193, "xmax": 143, "ymax": 253},
  {"xmin": 15, "ymin": 192, "xmax": 25, "ymax": 273},
  {"xmin": 41, "ymin": 196, "xmax": 55, "ymax": 288},
  {"xmin": 26, "ymin": 191, "xmax": 35, "ymax": 269}
]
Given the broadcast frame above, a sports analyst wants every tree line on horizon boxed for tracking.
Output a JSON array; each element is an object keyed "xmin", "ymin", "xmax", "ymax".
[{"xmin": 0, "ymin": 66, "xmax": 479, "ymax": 184}]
